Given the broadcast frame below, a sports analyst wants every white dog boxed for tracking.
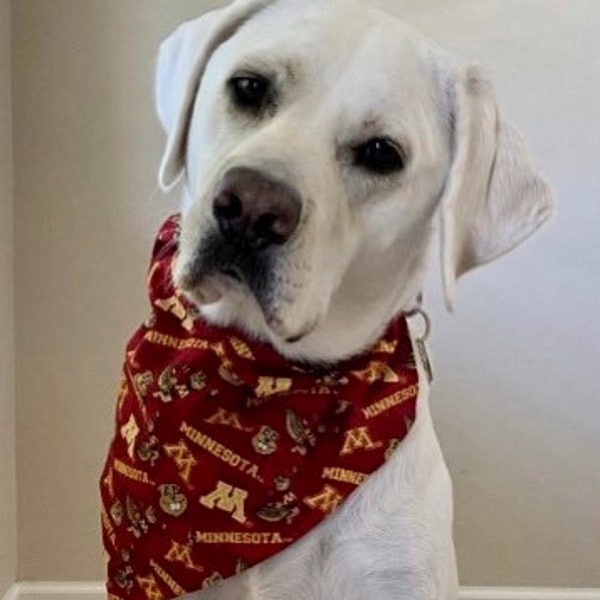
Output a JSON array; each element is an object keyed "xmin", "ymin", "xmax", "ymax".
[{"xmin": 152, "ymin": 0, "xmax": 554, "ymax": 598}]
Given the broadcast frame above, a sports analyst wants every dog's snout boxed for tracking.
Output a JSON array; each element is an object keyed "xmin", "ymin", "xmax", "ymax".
[{"xmin": 213, "ymin": 168, "xmax": 301, "ymax": 250}]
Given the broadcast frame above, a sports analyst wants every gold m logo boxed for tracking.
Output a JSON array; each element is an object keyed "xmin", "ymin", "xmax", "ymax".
[
  {"xmin": 165, "ymin": 541, "xmax": 201, "ymax": 572},
  {"xmin": 304, "ymin": 485, "xmax": 343, "ymax": 514},
  {"xmin": 255, "ymin": 377, "xmax": 292, "ymax": 398},
  {"xmin": 340, "ymin": 426, "xmax": 380, "ymax": 456},
  {"xmin": 200, "ymin": 481, "xmax": 248, "ymax": 524},
  {"xmin": 163, "ymin": 440, "xmax": 197, "ymax": 484},
  {"xmin": 136, "ymin": 574, "xmax": 163, "ymax": 600},
  {"xmin": 154, "ymin": 295, "xmax": 195, "ymax": 331},
  {"xmin": 120, "ymin": 414, "xmax": 140, "ymax": 459},
  {"xmin": 117, "ymin": 374, "xmax": 128, "ymax": 411},
  {"xmin": 103, "ymin": 468, "xmax": 114, "ymax": 497},
  {"xmin": 352, "ymin": 361, "xmax": 399, "ymax": 384},
  {"xmin": 205, "ymin": 408, "xmax": 250, "ymax": 432},
  {"xmin": 374, "ymin": 339, "xmax": 398, "ymax": 354},
  {"xmin": 230, "ymin": 337, "xmax": 254, "ymax": 359}
]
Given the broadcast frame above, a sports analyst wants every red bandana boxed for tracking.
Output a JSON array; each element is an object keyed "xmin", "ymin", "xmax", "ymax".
[{"xmin": 101, "ymin": 215, "xmax": 419, "ymax": 600}]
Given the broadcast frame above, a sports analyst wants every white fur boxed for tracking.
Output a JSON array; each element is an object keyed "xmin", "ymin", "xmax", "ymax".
[{"xmin": 154, "ymin": 1, "xmax": 555, "ymax": 598}]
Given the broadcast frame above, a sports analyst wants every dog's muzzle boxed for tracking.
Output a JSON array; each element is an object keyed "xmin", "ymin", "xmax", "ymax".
[{"xmin": 177, "ymin": 168, "xmax": 302, "ymax": 311}]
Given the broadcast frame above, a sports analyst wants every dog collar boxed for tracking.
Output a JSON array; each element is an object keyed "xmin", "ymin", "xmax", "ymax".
[{"xmin": 101, "ymin": 215, "xmax": 420, "ymax": 599}]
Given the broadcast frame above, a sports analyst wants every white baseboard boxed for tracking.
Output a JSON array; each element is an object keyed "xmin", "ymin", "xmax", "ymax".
[
  {"xmin": 2, "ymin": 582, "xmax": 600, "ymax": 600},
  {"xmin": 1, "ymin": 585, "xmax": 19, "ymax": 600},
  {"xmin": 461, "ymin": 588, "xmax": 600, "ymax": 600},
  {"xmin": 2, "ymin": 582, "xmax": 105, "ymax": 600}
]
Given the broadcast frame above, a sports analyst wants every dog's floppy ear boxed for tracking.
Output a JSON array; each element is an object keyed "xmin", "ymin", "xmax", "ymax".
[
  {"xmin": 156, "ymin": 0, "xmax": 271, "ymax": 190},
  {"xmin": 440, "ymin": 66, "xmax": 555, "ymax": 309}
]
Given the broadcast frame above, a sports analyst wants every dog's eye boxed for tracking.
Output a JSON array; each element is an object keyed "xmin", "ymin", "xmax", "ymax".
[
  {"xmin": 230, "ymin": 76, "xmax": 269, "ymax": 109},
  {"xmin": 354, "ymin": 139, "xmax": 405, "ymax": 175}
]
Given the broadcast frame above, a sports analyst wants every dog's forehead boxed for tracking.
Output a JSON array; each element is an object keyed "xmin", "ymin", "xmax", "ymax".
[{"xmin": 224, "ymin": 0, "xmax": 438, "ymax": 102}]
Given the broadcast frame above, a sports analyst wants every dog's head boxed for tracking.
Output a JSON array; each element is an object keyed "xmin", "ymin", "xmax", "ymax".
[{"xmin": 156, "ymin": 0, "xmax": 554, "ymax": 362}]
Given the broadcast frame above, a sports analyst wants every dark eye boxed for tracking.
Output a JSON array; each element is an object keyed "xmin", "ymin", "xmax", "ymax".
[
  {"xmin": 354, "ymin": 138, "xmax": 405, "ymax": 175},
  {"xmin": 229, "ymin": 76, "xmax": 269, "ymax": 109}
]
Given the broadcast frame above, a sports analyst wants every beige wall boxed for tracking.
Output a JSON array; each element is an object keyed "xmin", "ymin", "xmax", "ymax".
[
  {"xmin": 12, "ymin": 0, "xmax": 186, "ymax": 581},
  {"xmin": 10, "ymin": 0, "xmax": 600, "ymax": 589},
  {"xmin": 0, "ymin": 0, "xmax": 16, "ymax": 596}
]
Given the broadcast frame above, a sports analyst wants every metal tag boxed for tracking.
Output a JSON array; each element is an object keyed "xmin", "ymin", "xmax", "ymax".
[
  {"xmin": 406, "ymin": 303, "xmax": 434, "ymax": 384},
  {"xmin": 415, "ymin": 337, "xmax": 434, "ymax": 384}
]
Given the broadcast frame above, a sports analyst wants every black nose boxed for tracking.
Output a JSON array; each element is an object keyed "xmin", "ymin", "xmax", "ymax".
[{"xmin": 213, "ymin": 168, "xmax": 301, "ymax": 250}]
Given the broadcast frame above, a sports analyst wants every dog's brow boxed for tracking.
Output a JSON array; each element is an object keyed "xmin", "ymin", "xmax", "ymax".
[
  {"xmin": 233, "ymin": 57, "xmax": 302, "ymax": 84},
  {"xmin": 360, "ymin": 118, "xmax": 385, "ymax": 135},
  {"xmin": 343, "ymin": 116, "xmax": 391, "ymax": 145}
]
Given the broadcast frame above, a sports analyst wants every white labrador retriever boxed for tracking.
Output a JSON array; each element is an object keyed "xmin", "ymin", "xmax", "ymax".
[{"xmin": 154, "ymin": 0, "xmax": 554, "ymax": 598}]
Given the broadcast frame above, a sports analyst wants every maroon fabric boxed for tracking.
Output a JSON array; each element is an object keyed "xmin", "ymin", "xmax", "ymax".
[{"xmin": 100, "ymin": 215, "xmax": 419, "ymax": 600}]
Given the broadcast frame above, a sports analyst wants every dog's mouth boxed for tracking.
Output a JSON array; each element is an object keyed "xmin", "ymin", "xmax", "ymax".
[
  {"xmin": 174, "ymin": 236, "xmax": 318, "ymax": 344},
  {"xmin": 178, "ymin": 267, "xmax": 318, "ymax": 344},
  {"xmin": 177, "ymin": 262, "xmax": 253, "ymax": 306}
]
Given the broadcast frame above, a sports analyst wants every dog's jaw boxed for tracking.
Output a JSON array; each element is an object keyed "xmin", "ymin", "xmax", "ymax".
[
  {"xmin": 180, "ymin": 231, "xmax": 432, "ymax": 365},
  {"xmin": 175, "ymin": 268, "xmax": 327, "ymax": 354},
  {"xmin": 173, "ymin": 227, "xmax": 329, "ymax": 347}
]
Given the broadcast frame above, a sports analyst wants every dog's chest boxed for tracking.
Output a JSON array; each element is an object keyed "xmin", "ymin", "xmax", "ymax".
[{"xmin": 188, "ymin": 396, "xmax": 457, "ymax": 600}]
